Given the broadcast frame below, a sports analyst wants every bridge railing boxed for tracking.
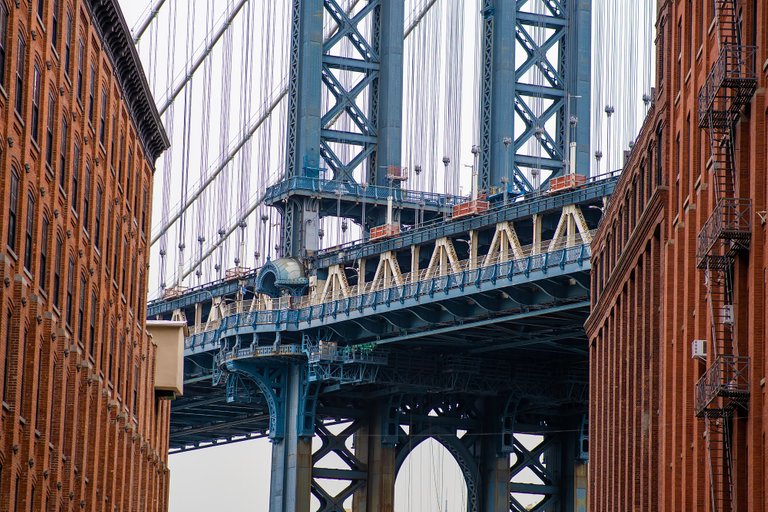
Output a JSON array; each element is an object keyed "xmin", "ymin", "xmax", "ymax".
[{"xmin": 190, "ymin": 241, "xmax": 591, "ymax": 338}]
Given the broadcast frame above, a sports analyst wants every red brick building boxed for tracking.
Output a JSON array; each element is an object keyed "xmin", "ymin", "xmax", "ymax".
[
  {"xmin": 586, "ymin": 0, "xmax": 768, "ymax": 510},
  {"xmin": 0, "ymin": 0, "xmax": 170, "ymax": 510}
]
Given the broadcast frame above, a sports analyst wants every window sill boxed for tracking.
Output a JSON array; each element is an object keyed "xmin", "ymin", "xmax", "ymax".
[
  {"xmin": 14, "ymin": 110, "xmax": 26, "ymax": 127},
  {"xmin": 2, "ymin": 401, "xmax": 9, "ymax": 412},
  {"xmin": 5, "ymin": 247, "xmax": 18, "ymax": 263}
]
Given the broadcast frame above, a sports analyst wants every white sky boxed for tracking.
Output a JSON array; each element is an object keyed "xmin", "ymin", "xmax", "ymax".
[{"xmin": 117, "ymin": 1, "xmax": 655, "ymax": 510}]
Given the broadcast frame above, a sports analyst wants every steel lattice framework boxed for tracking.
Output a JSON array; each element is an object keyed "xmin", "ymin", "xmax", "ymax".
[{"xmin": 479, "ymin": 0, "xmax": 591, "ymax": 196}]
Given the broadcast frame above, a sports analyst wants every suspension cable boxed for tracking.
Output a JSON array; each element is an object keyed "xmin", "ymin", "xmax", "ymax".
[
  {"xmin": 150, "ymin": 0, "xmax": 443, "ymax": 248},
  {"xmin": 132, "ymin": 0, "xmax": 168, "ymax": 44}
]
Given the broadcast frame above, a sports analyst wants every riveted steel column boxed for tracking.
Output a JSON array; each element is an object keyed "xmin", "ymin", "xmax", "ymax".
[
  {"xmin": 352, "ymin": 407, "xmax": 396, "ymax": 512},
  {"xmin": 269, "ymin": 365, "xmax": 313, "ymax": 512},
  {"xmin": 567, "ymin": 0, "xmax": 592, "ymax": 176},
  {"xmin": 372, "ymin": 1, "xmax": 404, "ymax": 188},
  {"xmin": 479, "ymin": 0, "xmax": 516, "ymax": 195},
  {"xmin": 283, "ymin": 0, "xmax": 323, "ymax": 257}
]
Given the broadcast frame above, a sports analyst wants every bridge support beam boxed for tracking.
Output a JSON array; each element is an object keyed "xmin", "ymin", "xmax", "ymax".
[
  {"xmin": 269, "ymin": 365, "xmax": 313, "ymax": 512},
  {"xmin": 352, "ymin": 409, "xmax": 396, "ymax": 512}
]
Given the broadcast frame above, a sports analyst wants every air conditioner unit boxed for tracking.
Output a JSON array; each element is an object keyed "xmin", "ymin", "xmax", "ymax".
[
  {"xmin": 722, "ymin": 305, "xmax": 734, "ymax": 325},
  {"xmin": 691, "ymin": 339, "xmax": 707, "ymax": 360}
]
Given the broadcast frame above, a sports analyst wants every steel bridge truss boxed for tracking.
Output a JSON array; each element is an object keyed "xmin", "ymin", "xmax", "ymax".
[{"xmin": 479, "ymin": 0, "xmax": 591, "ymax": 195}]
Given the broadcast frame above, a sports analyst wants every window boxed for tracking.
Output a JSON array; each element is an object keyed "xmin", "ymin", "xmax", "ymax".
[
  {"xmin": 14, "ymin": 33, "xmax": 25, "ymax": 115},
  {"xmin": 3, "ymin": 310, "xmax": 10, "ymax": 403},
  {"xmin": 87, "ymin": 64, "xmax": 94, "ymax": 122},
  {"xmin": 64, "ymin": 12, "xmax": 72, "ymax": 75},
  {"xmin": 19, "ymin": 328, "xmax": 27, "ymax": 417},
  {"xmin": 7, "ymin": 167, "xmax": 18, "ymax": 250},
  {"xmin": 59, "ymin": 116, "xmax": 68, "ymax": 188},
  {"xmin": 0, "ymin": 2, "xmax": 8, "ymax": 87},
  {"xmin": 132, "ymin": 365, "xmax": 139, "ymax": 413},
  {"xmin": 66, "ymin": 257, "xmax": 74, "ymax": 326},
  {"xmin": 89, "ymin": 293, "xmax": 96, "ymax": 356},
  {"xmin": 53, "ymin": 238, "xmax": 62, "ymax": 308},
  {"xmin": 31, "ymin": 64, "xmax": 41, "ymax": 142},
  {"xmin": 37, "ymin": 0, "xmax": 43, "ymax": 19},
  {"xmin": 140, "ymin": 187, "xmax": 147, "ymax": 235},
  {"xmin": 138, "ymin": 270, "xmax": 144, "ymax": 317},
  {"xmin": 129, "ymin": 259, "xmax": 136, "ymax": 308},
  {"xmin": 76, "ymin": 38, "xmax": 84, "ymax": 101},
  {"xmin": 100, "ymin": 310, "xmax": 107, "ymax": 368},
  {"xmin": 99, "ymin": 88, "xmax": 106, "ymax": 145},
  {"xmin": 51, "ymin": 0, "xmax": 59, "ymax": 51},
  {"xmin": 94, "ymin": 186, "xmax": 102, "ymax": 249},
  {"xmin": 13, "ymin": 476, "xmax": 19, "ymax": 512},
  {"xmin": 46, "ymin": 93, "xmax": 55, "ymax": 166},
  {"xmin": 105, "ymin": 207, "xmax": 112, "ymax": 274},
  {"xmin": 72, "ymin": 142, "xmax": 80, "ymax": 213},
  {"xmin": 133, "ymin": 172, "xmax": 139, "ymax": 213},
  {"xmin": 82, "ymin": 164, "xmax": 91, "ymax": 232},
  {"xmin": 112, "ymin": 223, "xmax": 119, "ymax": 277},
  {"xmin": 126, "ymin": 149, "xmax": 133, "ymax": 199},
  {"xmin": 35, "ymin": 345, "xmax": 42, "ymax": 429},
  {"xmin": 121, "ymin": 237, "xmax": 127, "ymax": 290},
  {"xmin": 77, "ymin": 274, "xmax": 85, "ymax": 343},
  {"xmin": 24, "ymin": 193, "xmax": 35, "ymax": 272},
  {"xmin": 118, "ymin": 132, "xmax": 124, "ymax": 183},
  {"xmin": 39, "ymin": 217, "xmax": 49, "ymax": 289},
  {"xmin": 110, "ymin": 115, "xmax": 116, "ymax": 166},
  {"xmin": 108, "ymin": 324, "xmax": 114, "ymax": 381}
]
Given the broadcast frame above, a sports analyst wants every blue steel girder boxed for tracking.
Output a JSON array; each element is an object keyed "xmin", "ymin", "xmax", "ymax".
[
  {"xmin": 205, "ymin": 247, "xmax": 591, "ymax": 352},
  {"xmin": 480, "ymin": 0, "xmax": 591, "ymax": 195}
]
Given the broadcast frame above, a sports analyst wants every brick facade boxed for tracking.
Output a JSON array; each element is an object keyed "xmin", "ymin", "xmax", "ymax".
[
  {"xmin": 0, "ymin": 0, "xmax": 169, "ymax": 510},
  {"xmin": 586, "ymin": 0, "xmax": 768, "ymax": 510}
]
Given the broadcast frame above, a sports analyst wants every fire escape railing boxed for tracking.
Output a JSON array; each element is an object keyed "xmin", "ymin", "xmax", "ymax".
[{"xmin": 694, "ymin": 2, "xmax": 756, "ymax": 511}]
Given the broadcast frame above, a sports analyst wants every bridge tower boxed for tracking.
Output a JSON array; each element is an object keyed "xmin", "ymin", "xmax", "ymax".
[
  {"xmin": 479, "ymin": 0, "xmax": 591, "ymax": 195},
  {"xmin": 278, "ymin": 0, "xmax": 404, "ymax": 259}
]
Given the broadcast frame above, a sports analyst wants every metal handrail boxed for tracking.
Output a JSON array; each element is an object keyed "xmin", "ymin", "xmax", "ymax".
[
  {"xmin": 263, "ymin": 176, "xmax": 469, "ymax": 208},
  {"xmin": 194, "ymin": 242, "xmax": 591, "ymax": 337},
  {"xmin": 696, "ymin": 198, "xmax": 752, "ymax": 260},
  {"xmin": 697, "ymin": 44, "xmax": 757, "ymax": 126},
  {"xmin": 695, "ymin": 355, "xmax": 750, "ymax": 415}
]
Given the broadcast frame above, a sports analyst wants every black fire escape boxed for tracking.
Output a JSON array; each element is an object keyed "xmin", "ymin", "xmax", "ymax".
[{"xmin": 694, "ymin": 2, "xmax": 756, "ymax": 511}]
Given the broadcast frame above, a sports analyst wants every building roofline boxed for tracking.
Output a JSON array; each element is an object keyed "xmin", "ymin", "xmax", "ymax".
[{"xmin": 86, "ymin": 0, "xmax": 170, "ymax": 166}]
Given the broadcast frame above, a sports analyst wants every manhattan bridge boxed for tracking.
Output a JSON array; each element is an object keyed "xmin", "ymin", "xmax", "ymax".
[{"xmin": 132, "ymin": 0, "xmax": 655, "ymax": 510}]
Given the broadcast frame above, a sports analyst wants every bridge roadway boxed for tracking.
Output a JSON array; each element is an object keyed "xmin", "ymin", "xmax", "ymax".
[{"xmin": 150, "ymin": 174, "xmax": 617, "ymax": 511}]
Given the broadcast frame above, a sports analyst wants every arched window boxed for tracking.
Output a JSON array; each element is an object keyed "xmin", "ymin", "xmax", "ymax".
[
  {"xmin": 46, "ymin": 92, "xmax": 55, "ymax": 166},
  {"xmin": 6, "ymin": 166, "xmax": 18, "ymax": 250},
  {"xmin": 0, "ymin": 2, "xmax": 8, "ymax": 87},
  {"xmin": 14, "ymin": 32, "xmax": 24, "ymax": 115},
  {"xmin": 59, "ymin": 115, "xmax": 68, "ymax": 189},
  {"xmin": 63, "ymin": 12, "xmax": 72, "ymax": 74},
  {"xmin": 82, "ymin": 163, "xmax": 91, "ymax": 232},
  {"xmin": 94, "ymin": 186, "xmax": 103, "ymax": 249},
  {"xmin": 52, "ymin": 236, "xmax": 62, "ymax": 308},
  {"xmin": 76, "ymin": 37, "xmax": 84, "ymax": 101},
  {"xmin": 31, "ymin": 63, "xmax": 41, "ymax": 142},
  {"xmin": 39, "ymin": 216, "xmax": 49, "ymax": 289},
  {"xmin": 51, "ymin": 0, "xmax": 60, "ymax": 51},
  {"xmin": 71, "ymin": 141, "xmax": 80, "ymax": 212}
]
